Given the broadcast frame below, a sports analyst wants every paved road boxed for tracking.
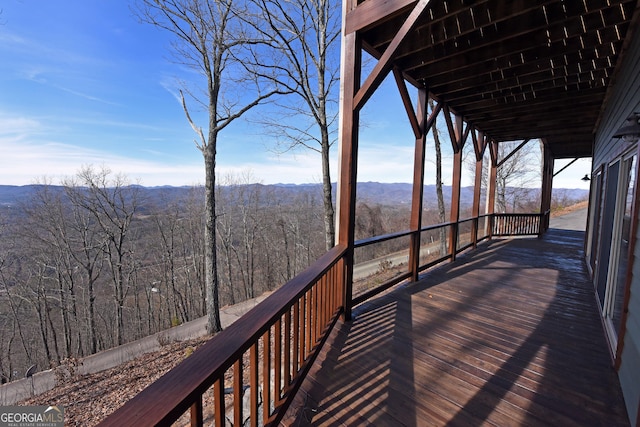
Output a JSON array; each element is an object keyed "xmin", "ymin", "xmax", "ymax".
[{"xmin": 549, "ymin": 207, "xmax": 588, "ymax": 231}]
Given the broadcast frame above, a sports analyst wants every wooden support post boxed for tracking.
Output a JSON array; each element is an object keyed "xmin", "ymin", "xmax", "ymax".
[
  {"xmin": 540, "ymin": 142, "xmax": 554, "ymax": 236},
  {"xmin": 445, "ymin": 109, "xmax": 468, "ymax": 262},
  {"xmin": 408, "ymin": 88, "xmax": 428, "ymax": 282},
  {"xmin": 471, "ymin": 130, "xmax": 487, "ymax": 248},
  {"xmin": 487, "ymin": 140, "xmax": 498, "ymax": 239},
  {"xmin": 450, "ymin": 149, "xmax": 462, "ymax": 261},
  {"xmin": 336, "ymin": 0, "xmax": 361, "ymax": 321}
]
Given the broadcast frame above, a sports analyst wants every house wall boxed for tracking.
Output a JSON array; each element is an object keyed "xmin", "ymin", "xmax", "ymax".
[{"xmin": 592, "ymin": 27, "xmax": 640, "ymax": 427}]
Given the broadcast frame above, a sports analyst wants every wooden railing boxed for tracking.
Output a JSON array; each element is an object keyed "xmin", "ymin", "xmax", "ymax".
[
  {"xmin": 98, "ymin": 245, "xmax": 347, "ymax": 427},
  {"xmin": 351, "ymin": 213, "xmax": 543, "ymax": 304},
  {"xmin": 98, "ymin": 211, "xmax": 546, "ymax": 426},
  {"xmin": 492, "ymin": 213, "xmax": 542, "ymax": 236}
]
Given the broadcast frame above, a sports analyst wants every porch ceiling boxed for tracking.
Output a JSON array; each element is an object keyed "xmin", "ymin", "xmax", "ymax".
[{"xmin": 352, "ymin": 0, "xmax": 639, "ymax": 158}]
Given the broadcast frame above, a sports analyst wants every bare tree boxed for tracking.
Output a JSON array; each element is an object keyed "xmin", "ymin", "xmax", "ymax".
[
  {"xmin": 216, "ymin": 173, "xmax": 269, "ymax": 302},
  {"xmin": 136, "ymin": 0, "xmax": 287, "ymax": 333},
  {"xmin": 21, "ymin": 183, "xmax": 72, "ymax": 361},
  {"xmin": 71, "ymin": 166, "xmax": 139, "ymax": 346},
  {"xmin": 429, "ymin": 99, "xmax": 448, "ymax": 255},
  {"xmin": 150, "ymin": 191, "xmax": 202, "ymax": 328},
  {"xmin": 247, "ymin": 0, "xmax": 341, "ymax": 251},
  {"xmin": 469, "ymin": 140, "xmax": 541, "ymax": 213}
]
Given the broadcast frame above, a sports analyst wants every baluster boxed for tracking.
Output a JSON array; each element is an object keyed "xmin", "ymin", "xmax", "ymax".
[
  {"xmin": 319, "ymin": 276, "xmax": 326, "ymax": 333},
  {"xmin": 262, "ymin": 330, "xmax": 271, "ymax": 426},
  {"xmin": 250, "ymin": 343, "xmax": 259, "ymax": 427},
  {"xmin": 284, "ymin": 307, "xmax": 292, "ymax": 389},
  {"xmin": 190, "ymin": 397, "xmax": 203, "ymax": 427},
  {"xmin": 311, "ymin": 285, "xmax": 317, "ymax": 346},
  {"xmin": 234, "ymin": 359, "xmax": 243, "ymax": 427},
  {"xmin": 274, "ymin": 317, "xmax": 282, "ymax": 405},
  {"xmin": 305, "ymin": 289, "xmax": 312, "ymax": 359},
  {"xmin": 214, "ymin": 379, "xmax": 225, "ymax": 427},
  {"xmin": 293, "ymin": 301, "xmax": 300, "ymax": 376}
]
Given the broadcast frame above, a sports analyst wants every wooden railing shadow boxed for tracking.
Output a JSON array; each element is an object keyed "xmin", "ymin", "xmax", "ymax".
[
  {"xmin": 285, "ymin": 240, "xmax": 506, "ymax": 425},
  {"xmin": 284, "ymin": 290, "xmax": 417, "ymax": 425},
  {"xmin": 442, "ymin": 231, "xmax": 628, "ymax": 426}
]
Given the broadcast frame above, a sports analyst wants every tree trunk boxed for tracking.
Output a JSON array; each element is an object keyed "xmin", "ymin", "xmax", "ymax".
[
  {"xmin": 88, "ymin": 278, "xmax": 97, "ymax": 354},
  {"xmin": 321, "ymin": 132, "xmax": 335, "ymax": 251},
  {"xmin": 430, "ymin": 100, "xmax": 447, "ymax": 255},
  {"xmin": 204, "ymin": 149, "xmax": 222, "ymax": 333},
  {"xmin": 58, "ymin": 271, "xmax": 71, "ymax": 359}
]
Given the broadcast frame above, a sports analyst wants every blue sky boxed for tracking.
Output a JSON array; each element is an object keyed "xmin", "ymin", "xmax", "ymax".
[{"xmin": 0, "ymin": 1, "xmax": 591, "ymax": 189}]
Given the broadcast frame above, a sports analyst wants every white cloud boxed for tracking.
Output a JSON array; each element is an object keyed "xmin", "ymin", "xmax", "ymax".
[
  {"xmin": 0, "ymin": 113, "xmax": 204, "ymax": 186},
  {"xmin": 216, "ymin": 151, "xmax": 328, "ymax": 185},
  {"xmin": 0, "ymin": 139, "xmax": 204, "ymax": 186},
  {"xmin": 0, "ymin": 128, "xmax": 594, "ymax": 189}
]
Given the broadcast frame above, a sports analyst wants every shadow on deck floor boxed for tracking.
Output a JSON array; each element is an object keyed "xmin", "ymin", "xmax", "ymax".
[{"xmin": 285, "ymin": 229, "xmax": 630, "ymax": 426}]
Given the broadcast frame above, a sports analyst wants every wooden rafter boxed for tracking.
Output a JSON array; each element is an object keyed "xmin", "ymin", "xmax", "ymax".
[
  {"xmin": 353, "ymin": 0, "xmax": 431, "ymax": 111},
  {"xmin": 353, "ymin": 0, "xmax": 639, "ymax": 158},
  {"xmin": 345, "ymin": 0, "xmax": 417, "ymax": 34}
]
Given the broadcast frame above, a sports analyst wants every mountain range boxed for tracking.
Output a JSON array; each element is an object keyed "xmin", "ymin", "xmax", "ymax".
[{"xmin": 0, "ymin": 183, "xmax": 589, "ymax": 211}]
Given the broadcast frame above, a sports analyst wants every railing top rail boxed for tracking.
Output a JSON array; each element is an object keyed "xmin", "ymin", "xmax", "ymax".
[
  {"xmin": 355, "ymin": 229, "xmax": 412, "ymax": 248},
  {"xmin": 343, "ymin": 212, "xmax": 543, "ymax": 252},
  {"xmin": 421, "ymin": 221, "xmax": 454, "ymax": 232},
  {"xmin": 494, "ymin": 212, "xmax": 543, "ymax": 218},
  {"xmin": 98, "ymin": 244, "xmax": 347, "ymax": 427},
  {"xmin": 354, "ymin": 221, "xmax": 456, "ymax": 249}
]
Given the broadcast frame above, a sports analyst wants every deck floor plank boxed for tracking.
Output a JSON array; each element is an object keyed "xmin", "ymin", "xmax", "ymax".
[{"xmin": 284, "ymin": 230, "xmax": 630, "ymax": 426}]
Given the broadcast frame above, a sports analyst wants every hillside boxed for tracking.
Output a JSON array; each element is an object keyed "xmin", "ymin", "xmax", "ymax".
[{"xmin": 19, "ymin": 337, "xmax": 210, "ymax": 426}]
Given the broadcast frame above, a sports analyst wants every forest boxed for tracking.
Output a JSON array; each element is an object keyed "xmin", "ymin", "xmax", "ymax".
[
  {"xmin": 0, "ymin": 167, "xmax": 326, "ymax": 383},
  {"xmin": 0, "ymin": 167, "xmax": 401, "ymax": 383},
  {"xmin": 0, "ymin": 165, "xmax": 588, "ymax": 384}
]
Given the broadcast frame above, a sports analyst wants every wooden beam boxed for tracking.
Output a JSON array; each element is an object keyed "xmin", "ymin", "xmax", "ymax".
[
  {"xmin": 487, "ymin": 139, "xmax": 498, "ymax": 237},
  {"xmin": 449, "ymin": 148, "xmax": 463, "ymax": 261},
  {"xmin": 426, "ymin": 99, "xmax": 443, "ymax": 132},
  {"xmin": 497, "ymin": 139, "xmax": 531, "ymax": 168},
  {"xmin": 345, "ymin": 0, "xmax": 418, "ymax": 34},
  {"xmin": 409, "ymin": 88, "xmax": 428, "ymax": 282},
  {"xmin": 443, "ymin": 105, "xmax": 456, "ymax": 151},
  {"xmin": 336, "ymin": 8, "xmax": 362, "ymax": 320},
  {"xmin": 353, "ymin": 0, "xmax": 431, "ymax": 111},
  {"xmin": 489, "ymin": 139, "xmax": 499, "ymax": 167},
  {"xmin": 539, "ymin": 142, "xmax": 554, "ymax": 236},
  {"xmin": 473, "ymin": 129, "xmax": 488, "ymax": 161},
  {"xmin": 393, "ymin": 67, "xmax": 421, "ymax": 139},
  {"xmin": 471, "ymin": 136, "xmax": 484, "ymax": 248},
  {"xmin": 443, "ymin": 104, "xmax": 469, "ymax": 153},
  {"xmin": 461, "ymin": 121, "xmax": 471, "ymax": 151},
  {"xmin": 553, "ymin": 158, "xmax": 579, "ymax": 177}
]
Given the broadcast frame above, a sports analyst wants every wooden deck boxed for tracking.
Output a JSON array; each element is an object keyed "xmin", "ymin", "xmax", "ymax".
[{"xmin": 284, "ymin": 229, "xmax": 630, "ymax": 426}]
